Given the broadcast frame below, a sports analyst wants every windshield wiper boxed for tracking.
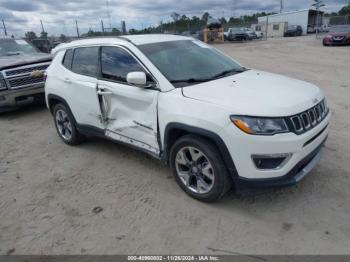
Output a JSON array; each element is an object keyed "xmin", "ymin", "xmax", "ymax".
[
  {"xmin": 170, "ymin": 78, "xmax": 211, "ymax": 84},
  {"xmin": 211, "ymin": 68, "xmax": 246, "ymax": 79},
  {"xmin": 170, "ymin": 68, "xmax": 247, "ymax": 85}
]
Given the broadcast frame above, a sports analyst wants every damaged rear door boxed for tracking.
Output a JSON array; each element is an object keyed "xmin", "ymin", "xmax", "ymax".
[{"xmin": 97, "ymin": 46, "xmax": 160, "ymax": 155}]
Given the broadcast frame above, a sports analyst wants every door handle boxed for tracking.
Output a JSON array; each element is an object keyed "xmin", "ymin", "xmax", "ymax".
[
  {"xmin": 97, "ymin": 89, "xmax": 113, "ymax": 95},
  {"xmin": 64, "ymin": 78, "xmax": 72, "ymax": 84}
]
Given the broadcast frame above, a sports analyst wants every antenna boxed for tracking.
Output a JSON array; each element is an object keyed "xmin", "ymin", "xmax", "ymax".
[{"xmin": 280, "ymin": 0, "xmax": 284, "ymax": 13}]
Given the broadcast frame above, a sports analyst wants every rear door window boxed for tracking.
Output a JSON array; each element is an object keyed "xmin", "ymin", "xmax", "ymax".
[{"xmin": 71, "ymin": 47, "xmax": 99, "ymax": 77}]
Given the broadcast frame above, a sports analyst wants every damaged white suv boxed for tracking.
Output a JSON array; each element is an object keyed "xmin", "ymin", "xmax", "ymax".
[{"xmin": 45, "ymin": 35, "xmax": 330, "ymax": 201}]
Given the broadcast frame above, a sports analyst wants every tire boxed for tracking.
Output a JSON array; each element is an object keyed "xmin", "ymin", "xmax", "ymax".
[
  {"xmin": 169, "ymin": 135, "xmax": 232, "ymax": 202},
  {"xmin": 53, "ymin": 103, "xmax": 85, "ymax": 145}
]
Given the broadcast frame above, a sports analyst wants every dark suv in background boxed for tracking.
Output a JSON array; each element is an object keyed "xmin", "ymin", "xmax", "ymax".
[
  {"xmin": 0, "ymin": 38, "xmax": 51, "ymax": 112},
  {"xmin": 284, "ymin": 25, "xmax": 303, "ymax": 37}
]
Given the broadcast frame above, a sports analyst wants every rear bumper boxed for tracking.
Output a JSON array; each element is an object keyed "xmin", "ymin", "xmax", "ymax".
[
  {"xmin": 235, "ymin": 136, "xmax": 326, "ymax": 192},
  {"xmin": 0, "ymin": 85, "xmax": 45, "ymax": 112}
]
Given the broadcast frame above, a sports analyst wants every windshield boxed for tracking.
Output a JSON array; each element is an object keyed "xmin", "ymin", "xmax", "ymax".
[
  {"xmin": 138, "ymin": 40, "xmax": 245, "ymax": 87},
  {"xmin": 0, "ymin": 39, "xmax": 39, "ymax": 56},
  {"xmin": 330, "ymin": 27, "xmax": 350, "ymax": 33}
]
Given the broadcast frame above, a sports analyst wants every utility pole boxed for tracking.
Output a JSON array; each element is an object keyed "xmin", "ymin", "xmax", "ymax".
[
  {"xmin": 106, "ymin": 0, "xmax": 112, "ymax": 29},
  {"xmin": 101, "ymin": 20, "xmax": 105, "ymax": 33},
  {"xmin": 40, "ymin": 20, "xmax": 45, "ymax": 33},
  {"xmin": 280, "ymin": 0, "xmax": 283, "ymax": 13},
  {"xmin": 2, "ymin": 19, "xmax": 7, "ymax": 36},
  {"xmin": 265, "ymin": 15, "xmax": 269, "ymax": 40},
  {"xmin": 312, "ymin": 0, "xmax": 325, "ymax": 38},
  {"xmin": 75, "ymin": 20, "xmax": 80, "ymax": 38}
]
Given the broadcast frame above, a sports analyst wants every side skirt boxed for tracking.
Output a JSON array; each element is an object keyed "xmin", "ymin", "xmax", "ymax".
[{"xmin": 76, "ymin": 124, "xmax": 162, "ymax": 161}]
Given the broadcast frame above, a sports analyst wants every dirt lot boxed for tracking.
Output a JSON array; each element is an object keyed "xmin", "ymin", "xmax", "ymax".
[{"xmin": 0, "ymin": 36, "xmax": 350, "ymax": 255}]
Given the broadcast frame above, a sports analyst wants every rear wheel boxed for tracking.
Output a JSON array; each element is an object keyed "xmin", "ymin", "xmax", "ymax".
[
  {"xmin": 170, "ymin": 135, "xmax": 232, "ymax": 202},
  {"xmin": 53, "ymin": 103, "xmax": 85, "ymax": 145}
]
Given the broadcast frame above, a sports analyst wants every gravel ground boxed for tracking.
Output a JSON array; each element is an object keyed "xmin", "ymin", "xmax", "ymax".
[{"xmin": 0, "ymin": 36, "xmax": 350, "ymax": 255}]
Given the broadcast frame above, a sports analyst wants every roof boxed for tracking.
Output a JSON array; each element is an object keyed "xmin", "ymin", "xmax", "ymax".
[{"xmin": 51, "ymin": 34, "xmax": 193, "ymax": 55}]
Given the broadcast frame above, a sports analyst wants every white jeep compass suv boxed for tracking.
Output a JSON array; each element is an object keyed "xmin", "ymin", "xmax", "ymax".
[{"xmin": 45, "ymin": 35, "xmax": 330, "ymax": 201}]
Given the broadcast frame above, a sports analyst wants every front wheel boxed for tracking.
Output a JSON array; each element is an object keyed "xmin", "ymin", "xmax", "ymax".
[{"xmin": 170, "ymin": 135, "xmax": 232, "ymax": 202}]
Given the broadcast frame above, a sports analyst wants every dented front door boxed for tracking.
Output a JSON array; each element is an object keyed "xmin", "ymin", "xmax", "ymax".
[
  {"xmin": 98, "ymin": 79, "xmax": 160, "ymax": 154},
  {"xmin": 97, "ymin": 45, "xmax": 160, "ymax": 154}
]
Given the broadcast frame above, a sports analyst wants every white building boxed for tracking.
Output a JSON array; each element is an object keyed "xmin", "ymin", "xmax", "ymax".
[{"xmin": 258, "ymin": 9, "xmax": 324, "ymax": 36}]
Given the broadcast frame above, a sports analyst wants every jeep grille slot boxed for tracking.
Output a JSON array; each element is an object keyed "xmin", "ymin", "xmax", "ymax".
[{"xmin": 288, "ymin": 99, "xmax": 328, "ymax": 135}]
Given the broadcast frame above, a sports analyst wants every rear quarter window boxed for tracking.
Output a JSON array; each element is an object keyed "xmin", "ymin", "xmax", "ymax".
[{"xmin": 62, "ymin": 49, "xmax": 73, "ymax": 69}]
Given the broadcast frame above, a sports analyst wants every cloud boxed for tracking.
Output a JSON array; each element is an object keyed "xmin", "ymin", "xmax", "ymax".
[
  {"xmin": 1, "ymin": 0, "xmax": 41, "ymax": 12},
  {"xmin": 0, "ymin": 0, "xmax": 346, "ymax": 37}
]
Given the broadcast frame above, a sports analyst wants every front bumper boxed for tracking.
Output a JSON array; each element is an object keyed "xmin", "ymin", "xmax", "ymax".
[
  {"xmin": 220, "ymin": 110, "xmax": 330, "ymax": 186},
  {"xmin": 323, "ymin": 38, "xmax": 348, "ymax": 46},
  {"xmin": 0, "ymin": 85, "xmax": 45, "ymax": 112},
  {"xmin": 235, "ymin": 136, "xmax": 326, "ymax": 191}
]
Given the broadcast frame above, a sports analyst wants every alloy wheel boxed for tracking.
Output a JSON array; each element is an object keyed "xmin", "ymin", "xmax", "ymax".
[
  {"xmin": 175, "ymin": 146, "xmax": 215, "ymax": 194},
  {"xmin": 55, "ymin": 109, "xmax": 73, "ymax": 141}
]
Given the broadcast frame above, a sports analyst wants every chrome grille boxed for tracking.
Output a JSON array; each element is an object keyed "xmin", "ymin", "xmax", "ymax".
[
  {"xmin": 2, "ymin": 62, "xmax": 50, "ymax": 90},
  {"xmin": 4, "ymin": 64, "xmax": 49, "ymax": 77},
  {"xmin": 333, "ymin": 36, "xmax": 345, "ymax": 41},
  {"xmin": 289, "ymin": 100, "xmax": 328, "ymax": 134},
  {"xmin": 8, "ymin": 75, "xmax": 45, "ymax": 87}
]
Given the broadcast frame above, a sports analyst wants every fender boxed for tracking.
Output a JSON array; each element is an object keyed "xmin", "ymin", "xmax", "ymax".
[
  {"xmin": 47, "ymin": 94, "xmax": 70, "ymax": 114},
  {"xmin": 163, "ymin": 122, "xmax": 238, "ymax": 178}
]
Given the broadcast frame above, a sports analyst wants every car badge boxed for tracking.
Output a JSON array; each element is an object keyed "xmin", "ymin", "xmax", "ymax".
[{"xmin": 31, "ymin": 70, "xmax": 44, "ymax": 78}]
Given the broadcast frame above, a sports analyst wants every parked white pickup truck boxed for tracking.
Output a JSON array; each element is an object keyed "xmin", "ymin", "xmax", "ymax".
[{"xmin": 46, "ymin": 35, "xmax": 330, "ymax": 201}]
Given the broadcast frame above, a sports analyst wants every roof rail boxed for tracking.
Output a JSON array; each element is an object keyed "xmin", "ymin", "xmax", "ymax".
[{"xmin": 67, "ymin": 35, "xmax": 131, "ymax": 43}]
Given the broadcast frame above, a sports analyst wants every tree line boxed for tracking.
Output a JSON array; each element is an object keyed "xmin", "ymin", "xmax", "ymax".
[{"xmin": 24, "ymin": 4, "xmax": 350, "ymax": 38}]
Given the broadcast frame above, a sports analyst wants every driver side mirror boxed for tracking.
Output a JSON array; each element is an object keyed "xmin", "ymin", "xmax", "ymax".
[{"xmin": 126, "ymin": 71, "xmax": 147, "ymax": 87}]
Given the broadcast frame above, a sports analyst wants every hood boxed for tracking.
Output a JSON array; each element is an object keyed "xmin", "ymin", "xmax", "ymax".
[
  {"xmin": 182, "ymin": 70, "xmax": 323, "ymax": 117},
  {"xmin": 0, "ymin": 53, "xmax": 52, "ymax": 70},
  {"xmin": 328, "ymin": 32, "xmax": 350, "ymax": 37}
]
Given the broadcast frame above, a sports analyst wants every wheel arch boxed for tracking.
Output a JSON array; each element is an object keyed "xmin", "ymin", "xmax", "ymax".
[
  {"xmin": 47, "ymin": 94, "xmax": 70, "ymax": 114},
  {"xmin": 163, "ymin": 122, "xmax": 238, "ymax": 179}
]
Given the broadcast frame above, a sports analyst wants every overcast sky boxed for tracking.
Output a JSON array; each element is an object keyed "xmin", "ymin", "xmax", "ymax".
[{"xmin": 0, "ymin": 0, "xmax": 348, "ymax": 37}]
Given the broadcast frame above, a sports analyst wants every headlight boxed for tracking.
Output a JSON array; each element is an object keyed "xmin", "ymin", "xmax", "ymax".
[
  {"xmin": 0, "ymin": 79, "xmax": 7, "ymax": 91},
  {"xmin": 230, "ymin": 115, "xmax": 289, "ymax": 135}
]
